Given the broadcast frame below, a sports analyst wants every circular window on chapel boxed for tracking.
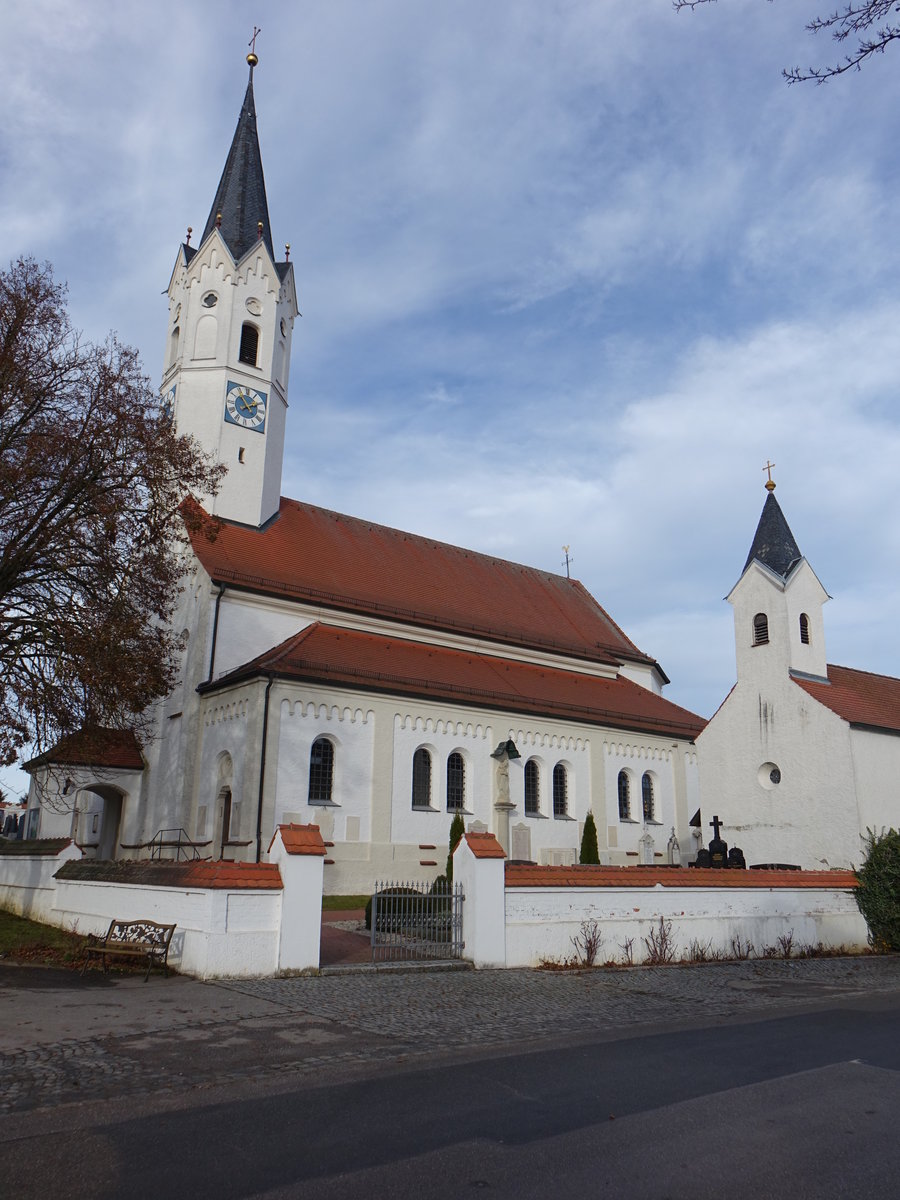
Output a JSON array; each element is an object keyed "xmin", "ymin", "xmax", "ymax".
[
  {"xmin": 201, "ymin": 292, "xmax": 218, "ymax": 308},
  {"xmin": 757, "ymin": 762, "xmax": 782, "ymax": 790}
]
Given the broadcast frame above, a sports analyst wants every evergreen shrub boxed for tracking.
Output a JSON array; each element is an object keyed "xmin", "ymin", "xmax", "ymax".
[
  {"xmin": 580, "ymin": 811, "xmax": 600, "ymax": 865},
  {"xmin": 855, "ymin": 828, "xmax": 900, "ymax": 952}
]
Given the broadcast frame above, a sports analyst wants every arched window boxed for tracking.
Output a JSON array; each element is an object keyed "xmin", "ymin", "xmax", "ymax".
[
  {"xmin": 447, "ymin": 752, "xmax": 465, "ymax": 812},
  {"xmin": 753, "ymin": 613, "xmax": 769, "ymax": 646},
  {"xmin": 799, "ymin": 613, "xmax": 810, "ymax": 645},
  {"xmin": 308, "ymin": 737, "xmax": 334, "ymax": 804},
  {"xmin": 239, "ymin": 322, "xmax": 259, "ymax": 366},
  {"xmin": 168, "ymin": 325, "xmax": 180, "ymax": 368},
  {"xmin": 524, "ymin": 759, "xmax": 540, "ymax": 816},
  {"xmin": 641, "ymin": 773, "xmax": 655, "ymax": 822},
  {"xmin": 552, "ymin": 764, "xmax": 568, "ymax": 818},
  {"xmin": 411, "ymin": 748, "xmax": 432, "ymax": 809},
  {"xmin": 618, "ymin": 771, "xmax": 631, "ymax": 820}
]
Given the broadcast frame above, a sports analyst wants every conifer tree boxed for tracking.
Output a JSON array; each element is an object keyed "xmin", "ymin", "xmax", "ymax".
[{"xmin": 580, "ymin": 810, "xmax": 600, "ymax": 865}]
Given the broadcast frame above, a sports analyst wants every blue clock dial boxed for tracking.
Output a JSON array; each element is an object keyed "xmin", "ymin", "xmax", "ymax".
[{"xmin": 224, "ymin": 381, "xmax": 267, "ymax": 433}]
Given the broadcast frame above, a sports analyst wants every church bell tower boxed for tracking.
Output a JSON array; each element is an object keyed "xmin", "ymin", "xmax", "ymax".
[{"xmin": 160, "ymin": 48, "xmax": 298, "ymax": 528}]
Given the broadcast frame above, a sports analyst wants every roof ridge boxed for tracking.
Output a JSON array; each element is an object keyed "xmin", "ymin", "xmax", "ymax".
[
  {"xmin": 276, "ymin": 497, "xmax": 577, "ymax": 585},
  {"xmin": 827, "ymin": 662, "xmax": 900, "ymax": 685}
]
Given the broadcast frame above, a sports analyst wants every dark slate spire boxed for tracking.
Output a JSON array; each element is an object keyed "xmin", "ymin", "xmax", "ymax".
[
  {"xmin": 201, "ymin": 62, "xmax": 274, "ymax": 262},
  {"xmin": 743, "ymin": 491, "xmax": 803, "ymax": 579}
]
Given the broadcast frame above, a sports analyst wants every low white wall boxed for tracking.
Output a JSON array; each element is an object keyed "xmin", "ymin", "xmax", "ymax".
[
  {"xmin": 51, "ymin": 878, "xmax": 281, "ymax": 979},
  {"xmin": 0, "ymin": 844, "xmax": 81, "ymax": 921},
  {"xmin": 504, "ymin": 885, "xmax": 868, "ymax": 967}
]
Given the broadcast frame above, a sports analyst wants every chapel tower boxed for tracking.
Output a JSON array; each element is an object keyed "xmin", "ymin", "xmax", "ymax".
[
  {"xmin": 726, "ymin": 477, "xmax": 829, "ymax": 685},
  {"xmin": 160, "ymin": 49, "xmax": 298, "ymax": 527}
]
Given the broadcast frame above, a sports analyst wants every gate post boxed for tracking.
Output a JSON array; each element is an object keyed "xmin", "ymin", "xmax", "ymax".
[
  {"xmin": 268, "ymin": 824, "xmax": 326, "ymax": 972},
  {"xmin": 453, "ymin": 831, "xmax": 507, "ymax": 968}
]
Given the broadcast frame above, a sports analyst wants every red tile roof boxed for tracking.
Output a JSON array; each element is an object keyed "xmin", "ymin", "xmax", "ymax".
[
  {"xmin": 25, "ymin": 728, "xmax": 144, "ymax": 773},
  {"xmin": 55, "ymin": 859, "xmax": 282, "ymax": 890},
  {"xmin": 793, "ymin": 664, "xmax": 900, "ymax": 735},
  {"xmin": 465, "ymin": 831, "xmax": 506, "ymax": 859},
  {"xmin": 504, "ymin": 864, "xmax": 857, "ymax": 889},
  {"xmin": 269, "ymin": 823, "xmax": 327, "ymax": 856},
  {"xmin": 208, "ymin": 622, "xmax": 706, "ymax": 740},
  {"xmin": 188, "ymin": 498, "xmax": 656, "ymax": 669}
]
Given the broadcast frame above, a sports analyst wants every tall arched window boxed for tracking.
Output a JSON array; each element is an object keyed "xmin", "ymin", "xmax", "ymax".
[
  {"xmin": 411, "ymin": 748, "xmax": 432, "ymax": 809},
  {"xmin": 447, "ymin": 752, "xmax": 465, "ymax": 812},
  {"xmin": 618, "ymin": 771, "xmax": 631, "ymax": 820},
  {"xmin": 753, "ymin": 613, "xmax": 769, "ymax": 646},
  {"xmin": 239, "ymin": 322, "xmax": 259, "ymax": 366},
  {"xmin": 552, "ymin": 764, "xmax": 568, "ymax": 818},
  {"xmin": 524, "ymin": 759, "xmax": 540, "ymax": 816},
  {"xmin": 799, "ymin": 613, "xmax": 810, "ymax": 645},
  {"xmin": 641, "ymin": 773, "xmax": 655, "ymax": 822},
  {"xmin": 308, "ymin": 737, "xmax": 334, "ymax": 804},
  {"xmin": 168, "ymin": 325, "xmax": 180, "ymax": 368}
]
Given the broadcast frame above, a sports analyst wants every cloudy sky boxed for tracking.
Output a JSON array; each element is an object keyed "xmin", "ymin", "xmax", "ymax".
[{"xmin": 2, "ymin": 1, "xmax": 899, "ymax": 796}]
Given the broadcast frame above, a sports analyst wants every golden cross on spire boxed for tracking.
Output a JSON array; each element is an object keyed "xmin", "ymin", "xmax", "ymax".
[
  {"xmin": 763, "ymin": 460, "xmax": 776, "ymax": 492},
  {"xmin": 247, "ymin": 26, "xmax": 261, "ymax": 68}
]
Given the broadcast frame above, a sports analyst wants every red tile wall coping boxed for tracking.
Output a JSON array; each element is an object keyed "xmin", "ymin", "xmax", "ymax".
[
  {"xmin": 504, "ymin": 864, "xmax": 858, "ymax": 889},
  {"xmin": 269, "ymin": 823, "xmax": 327, "ymax": 856},
  {"xmin": 54, "ymin": 859, "xmax": 283, "ymax": 890},
  {"xmin": 0, "ymin": 838, "xmax": 73, "ymax": 858},
  {"xmin": 466, "ymin": 831, "xmax": 506, "ymax": 859}
]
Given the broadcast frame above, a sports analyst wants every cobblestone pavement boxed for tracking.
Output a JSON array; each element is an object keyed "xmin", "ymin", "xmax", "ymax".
[{"xmin": 2, "ymin": 955, "xmax": 900, "ymax": 1116}]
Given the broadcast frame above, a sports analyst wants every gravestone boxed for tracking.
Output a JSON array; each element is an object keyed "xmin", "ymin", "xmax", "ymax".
[
  {"xmin": 708, "ymin": 814, "xmax": 728, "ymax": 869},
  {"xmin": 728, "ymin": 845, "xmax": 746, "ymax": 870}
]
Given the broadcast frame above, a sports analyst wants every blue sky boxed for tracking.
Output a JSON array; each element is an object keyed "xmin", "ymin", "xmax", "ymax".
[{"xmin": 2, "ymin": 1, "xmax": 899, "ymax": 798}]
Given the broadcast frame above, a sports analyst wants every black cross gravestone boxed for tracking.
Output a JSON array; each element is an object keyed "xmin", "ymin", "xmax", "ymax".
[{"xmin": 708, "ymin": 814, "xmax": 728, "ymax": 869}]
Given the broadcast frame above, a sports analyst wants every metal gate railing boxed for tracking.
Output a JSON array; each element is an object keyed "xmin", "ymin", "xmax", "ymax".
[{"xmin": 370, "ymin": 879, "xmax": 464, "ymax": 962}]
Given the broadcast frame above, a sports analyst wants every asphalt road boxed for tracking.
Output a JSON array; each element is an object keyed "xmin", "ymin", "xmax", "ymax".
[{"xmin": 4, "ymin": 986, "xmax": 900, "ymax": 1199}]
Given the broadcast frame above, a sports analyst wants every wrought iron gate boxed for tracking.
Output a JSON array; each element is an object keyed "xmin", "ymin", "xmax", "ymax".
[{"xmin": 370, "ymin": 879, "xmax": 464, "ymax": 962}]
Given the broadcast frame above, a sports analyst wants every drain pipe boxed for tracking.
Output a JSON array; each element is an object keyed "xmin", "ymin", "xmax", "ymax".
[
  {"xmin": 255, "ymin": 673, "xmax": 275, "ymax": 863},
  {"xmin": 207, "ymin": 583, "xmax": 227, "ymax": 682}
]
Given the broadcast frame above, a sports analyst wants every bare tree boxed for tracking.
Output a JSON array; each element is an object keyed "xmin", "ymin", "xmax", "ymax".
[
  {"xmin": 673, "ymin": 0, "xmax": 900, "ymax": 82},
  {"xmin": 0, "ymin": 258, "xmax": 223, "ymax": 767}
]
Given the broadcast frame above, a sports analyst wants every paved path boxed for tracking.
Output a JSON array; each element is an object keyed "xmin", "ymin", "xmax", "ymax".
[{"xmin": 2, "ymin": 955, "xmax": 900, "ymax": 1115}]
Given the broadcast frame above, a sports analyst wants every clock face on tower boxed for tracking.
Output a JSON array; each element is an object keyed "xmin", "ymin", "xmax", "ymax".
[{"xmin": 224, "ymin": 381, "xmax": 267, "ymax": 433}]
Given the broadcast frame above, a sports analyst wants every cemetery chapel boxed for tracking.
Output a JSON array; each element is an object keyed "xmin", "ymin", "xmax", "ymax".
[{"xmin": 25, "ymin": 52, "xmax": 712, "ymax": 891}]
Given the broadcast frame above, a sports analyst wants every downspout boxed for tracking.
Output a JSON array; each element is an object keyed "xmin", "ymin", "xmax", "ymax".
[
  {"xmin": 255, "ymin": 673, "xmax": 274, "ymax": 863},
  {"xmin": 207, "ymin": 583, "xmax": 227, "ymax": 682}
]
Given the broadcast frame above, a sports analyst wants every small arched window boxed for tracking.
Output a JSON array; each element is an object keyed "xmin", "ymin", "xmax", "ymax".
[
  {"xmin": 799, "ymin": 613, "xmax": 810, "ymax": 645},
  {"xmin": 411, "ymin": 748, "xmax": 432, "ymax": 809},
  {"xmin": 308, "ymin": 737, "xmax": 334, "ymax": 804},
  {"xmin": 552, "ymin": 764, "xmax": 568, "ymax": 818},
  {"xmin": 168, "ymin": 325, "xmax": 180, "ymax": 368},
  {"xmin": 239, "ymin": 322, "xmax": 259, "ymax": 366},
  {"xmin": 524, "ymin": 759, "xmax": 540, "ymax": 816},
  {"xmin": 447, "ymin": 752, "xmax": 465, "ymax": 812},
  {"xmin": 753, "ymin": 613, "xmax": 769, "ymax": 646},
  {"xmin": 618, "ymin": 771, "xmax": 631, "ymax": 820},
  {"xmin": 641, "ymin": 773, "xmax": 655, "ymax": 822}
]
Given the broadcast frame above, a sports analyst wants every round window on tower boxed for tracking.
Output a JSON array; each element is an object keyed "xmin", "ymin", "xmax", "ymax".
[
  {"xmin": 245, "ymin": 297, "xmax": 262, "ymax": 316},
  {"xmin": 202, "ymin": 292, "xmax": 218, "ymax": 308},
  {"xmin": 757, "ymin": 762, "xmax": 782, "ymax": 791}
]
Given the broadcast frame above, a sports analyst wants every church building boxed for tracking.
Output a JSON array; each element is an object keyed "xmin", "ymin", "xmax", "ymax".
[
  {"xmin": 24, "ymin": 54, "xmax": 706, "ymax": 892},
  {"xmin": 697, "ymin": 478, "xmax": 900, "ymax": 870}
]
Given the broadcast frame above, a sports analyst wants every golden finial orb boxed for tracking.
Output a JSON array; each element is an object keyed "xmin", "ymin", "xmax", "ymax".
[{"xmin": 247, "ymin": 52, "xmax": 258, "ymax": 67}]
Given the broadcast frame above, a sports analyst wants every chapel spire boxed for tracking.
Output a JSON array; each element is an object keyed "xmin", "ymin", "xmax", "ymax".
[
  {"xmin": 200, "ymin": 49, "xmax": 274, "ymax": 262},
  {"xmin": 742, "ymin": 485, "xmax": 803, "ymax": 580}
]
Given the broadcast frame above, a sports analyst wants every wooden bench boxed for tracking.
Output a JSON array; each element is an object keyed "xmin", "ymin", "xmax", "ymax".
[{"xmin": 81, "ymin": 919, "xmax": 176, "ymax": 982}]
